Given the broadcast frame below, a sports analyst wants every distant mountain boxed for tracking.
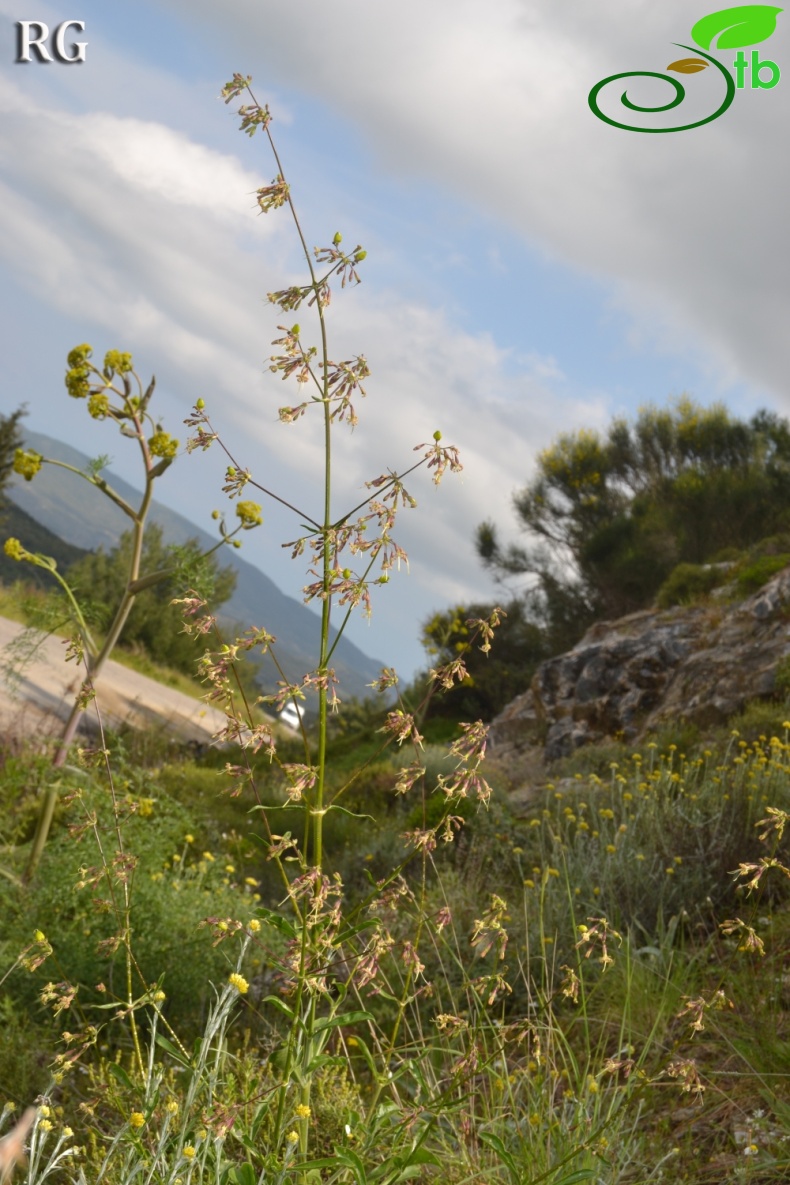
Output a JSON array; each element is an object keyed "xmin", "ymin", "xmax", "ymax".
[{"xmin": 7, "ymin": 431, "xmax": 384, "ymax": 699}]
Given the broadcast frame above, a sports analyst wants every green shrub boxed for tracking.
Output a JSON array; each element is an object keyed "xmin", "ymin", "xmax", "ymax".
[
  {"xmin": 0, "ymin": 995, "xmax": 52, "ymax": 1102},
  {"xmin": 0, "ymin": 771, "xmax": 263, "ymax": 1039},
  {"xmin": 725, "ymin": 697, "xmax": 790, "ymax": 742},
  {"xmin": 656, "ymin": 561, "xmax": 725, "ymax": 608},
  {"xmin": 734, "ymin": 552, "xmax": 790, "ymax": 596}
]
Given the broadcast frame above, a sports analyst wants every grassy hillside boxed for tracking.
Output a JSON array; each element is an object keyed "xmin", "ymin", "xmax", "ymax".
[{"xmin": 3, "ymin": 690, "xmax": 790, "ymax": 1182}]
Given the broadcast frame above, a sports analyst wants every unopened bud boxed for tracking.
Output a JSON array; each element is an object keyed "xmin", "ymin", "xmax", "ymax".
[
  {"xmin": 333, "ymin": 232, "xmax": 342, "ymax": 246},
  {"xmin": 354, "ymin": 250, "xmax": 367, "ymax": 262},
  {"xmin": 433, "ymin": 430, "xmax": 442, "ymax": 441},
  {"xmin": 196, "ymin": 398, "xmax": 205, "ymax": 410}
]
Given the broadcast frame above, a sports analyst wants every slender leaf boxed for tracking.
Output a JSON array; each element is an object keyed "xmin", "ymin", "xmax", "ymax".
[
  {"xmin": 345, "ymin": 1033, "xmax": 380, "ymax": 1079},
  {"xmin": 313, "ymin": 1009, "xmax": 375, "ymax": 1034},
  {"xmin": 154, "ymin": 1033, "xmax": 192, "ymax": 1068},
  {"xmin": 305, "ymin": 1053, "xmax": 349, "ymax": 1073},
  {"xmin": 107, "ymin": 1062, "xmax": 136, "ymax": 1092},
  {"xmin": 261, "ymin": 994, "xmax": 298, "ymax": 1021},
  {"xmin": 401, "ymin": 1148, "xmax": 441, "ymax": 1167},
  {"xmin": 336, "ymin": 917, "xmax": 381, "ymax": 942},
  {"xmin": 226, "ymin": 1165, "xmax": 257, "ymax": 1185},
  {"xmin": 326, "ymin": 804, "xmax": 375, "ymax": 822},
  {"xmin": 301, "ymin": 1149, "xmax": 367, "ymax": 1182},
  {"xmin": 478, "ymin": 1131, "xmax": 518, "ymax": 1179},
  {"xmin": 252, "ymin": 907, "xmax": 298, "ymax": 939}
]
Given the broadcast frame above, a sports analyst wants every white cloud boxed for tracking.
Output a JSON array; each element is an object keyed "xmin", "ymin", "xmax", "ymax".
[
  {"xmin": 155, "ymin": 0, "xmax": 789, "ymax": 407},
  {"xmin": 85, "ymin": 116, "xmax": 265, "ymax": 220}
]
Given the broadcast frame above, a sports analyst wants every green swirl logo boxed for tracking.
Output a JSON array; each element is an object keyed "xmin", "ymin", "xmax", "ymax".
[{"xmin": 589, "ymin": 5, "xmax": 783, "ymax": 133}]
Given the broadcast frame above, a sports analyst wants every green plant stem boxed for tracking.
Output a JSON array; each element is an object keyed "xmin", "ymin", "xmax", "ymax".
[
  {"xmin": 38, "ymin": 454, "xmax": 137, "ymax": 520},
  {"xmin": 25, "ymin": 412, "xmax": 153, "ymax": 885},
  {"xmin": 254, "ymin": 81, "xmax": 337, "ymax": 1171}
]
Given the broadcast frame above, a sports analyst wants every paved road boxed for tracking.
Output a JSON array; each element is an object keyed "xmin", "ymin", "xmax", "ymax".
[{"xmin": 0, "ymin": 615, "xmax": 229, "ymax": 747}]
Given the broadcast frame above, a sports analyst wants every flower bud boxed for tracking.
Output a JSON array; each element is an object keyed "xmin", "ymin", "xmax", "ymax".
[
  {"xmin": 103, "ymin": 349, "xmax": 132, "ymax": 375},
  {"xmin": 148, "ymin": 432, "xmax": 179, "ymax": 459},
  {"xmin": 66, "ymin": 343, "xmax": 92, "ymax": 369},
  {"xmin": 88, "ymin": 393, "xmax": 110, "ymax": 420},
  {"xmin": 433, "ymin": 430, "xmax": 442, "ymax": 441},
  {"xmin": 13, "ymin": 449, "xmax": 43, "ymax": 482},
  {"xmin": 236, "ymin": 500, "xmax": 263, "ymax": 527},
  {"xmin": 333, "ymin": 232, "xmax": 342, "ymax": 246},
  {"xmin": 196, "ymin": 398, "xmax": 205, "ymax": 410}
]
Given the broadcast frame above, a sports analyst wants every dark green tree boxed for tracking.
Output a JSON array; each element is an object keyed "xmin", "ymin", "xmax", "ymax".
[
  {"xmin": 0, "ymin": 406, "xmax": 26, "ymax": 510},
  {"xmin": 477, "ymin": 397, "xmax": 790, "ymax": 644},
  {"xmin": 67, "ymin": 523, "xmax": 237, "ymax": 675},
  {"xmin": 419, "ymin": 599, "xmax": 548, "ymax": 721}
]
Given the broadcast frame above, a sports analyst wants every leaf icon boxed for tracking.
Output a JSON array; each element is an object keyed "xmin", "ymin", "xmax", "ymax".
[
  {"xmin": 667, "ymin": 57, "xmax": 710, "ymax": 72},
  {"xmin": 691, "ymin": 5, "xmax": 783, "ymax": 50}
]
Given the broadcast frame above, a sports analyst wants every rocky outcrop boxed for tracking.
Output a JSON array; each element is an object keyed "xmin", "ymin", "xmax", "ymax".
[{"xmin": 489, "ymin": 567, "xmax": 790, "ymax": 763}]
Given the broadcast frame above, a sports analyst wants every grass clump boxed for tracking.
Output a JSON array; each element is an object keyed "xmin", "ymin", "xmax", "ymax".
[
  {"xmin": 734, "ymin": 552, "xmax": 790, "ymax": 596},
  {"xmin": 656, "ymin": 562, "xmax": 725, "ymax": 609}
]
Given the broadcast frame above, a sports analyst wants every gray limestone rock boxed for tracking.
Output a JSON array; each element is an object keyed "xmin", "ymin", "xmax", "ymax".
[{"xmin": 489, "ymin": 566, "xmax": 790, "ymax": 764}]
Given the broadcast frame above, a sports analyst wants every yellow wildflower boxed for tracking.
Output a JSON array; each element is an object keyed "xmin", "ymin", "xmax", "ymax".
[
  {"xmin": 236, "ymin": 501, "xmax": 263, "ymax": 527},
  {"xmin": 148, "ymin": 431, "xmax": 179, "ymax": 459}
]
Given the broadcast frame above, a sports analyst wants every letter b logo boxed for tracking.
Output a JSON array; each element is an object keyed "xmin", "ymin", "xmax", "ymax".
[{"xmin": 752, "ymin": 49, "xmax": 780, "ymax": 88}]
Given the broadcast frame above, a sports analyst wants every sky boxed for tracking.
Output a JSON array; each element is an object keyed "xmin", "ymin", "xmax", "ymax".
[{"xmin": 0, "ymin": 0, "xmax": 788, "ymax": 684}]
